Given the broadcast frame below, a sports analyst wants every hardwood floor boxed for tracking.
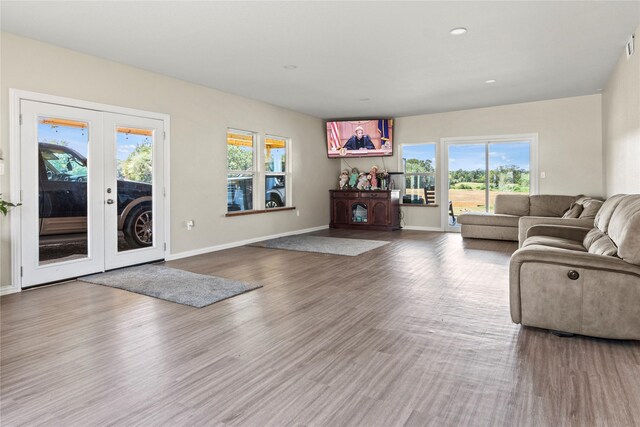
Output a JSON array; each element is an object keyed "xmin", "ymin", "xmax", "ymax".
[{"xmin": 2, "ymin": 229, "xmax": 639, "ymax": 426}]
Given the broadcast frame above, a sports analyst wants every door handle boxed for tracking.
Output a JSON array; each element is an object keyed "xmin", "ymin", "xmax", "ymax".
[{"xmin": 107, "ymin": 199, "xmax": 114, "ymax": 205}]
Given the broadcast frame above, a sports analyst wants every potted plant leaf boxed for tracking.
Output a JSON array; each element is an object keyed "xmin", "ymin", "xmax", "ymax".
[{"xmin": 0, "ymin": 194, "xmax": 20, "ymax": 216}]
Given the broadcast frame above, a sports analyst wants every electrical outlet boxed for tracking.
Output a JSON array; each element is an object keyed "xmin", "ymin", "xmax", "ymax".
[
  {"xmin": 540, "ymin": 171, "xmax": 546, "ymax": 179},
  {"xmin": 296, "ymin": 210, "xmax": 300, "ymax": 217},
  {"xmin": 186, "ymin": 220, "xmax": 195, "ymax": 230}
]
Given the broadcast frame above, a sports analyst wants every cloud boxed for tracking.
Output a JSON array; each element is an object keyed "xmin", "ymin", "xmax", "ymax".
[{"xmin": 117, "ymin": 144, "xmax": 137, "ymax": 154}]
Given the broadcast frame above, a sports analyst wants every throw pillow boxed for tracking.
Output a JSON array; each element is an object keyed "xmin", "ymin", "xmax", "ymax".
[
  {"xmin": 580, "ymin": 199, "xmax": 604, "ymax": 219},
  {"xmin": 562, "ymin": 203, "xmax": 584, "ymax": 218}
]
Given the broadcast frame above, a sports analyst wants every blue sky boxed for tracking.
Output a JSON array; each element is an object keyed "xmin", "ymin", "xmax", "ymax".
[
  {"xmin": 39, "ymin": 122, "xmax": 149, "ymax": 161},
  {"xmin": 449, "ymin": 142, "xmax": 530, "ymax": 170},
  {"xmin": 402, "ymin": 144, "xmax": 436, "ymax": 166},
  {"xmin": 403, "ymin": 142, "xmax": 530, "ymax": 171}
]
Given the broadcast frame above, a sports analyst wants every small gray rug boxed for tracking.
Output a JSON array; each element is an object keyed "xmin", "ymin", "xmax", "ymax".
[
  {"xmin": 250, "ymin": 235, "xmax": 388, "ymax": 256},
  {"xmin": 79, "ymin": 264, "xmax": 261, "ymax": 308}
]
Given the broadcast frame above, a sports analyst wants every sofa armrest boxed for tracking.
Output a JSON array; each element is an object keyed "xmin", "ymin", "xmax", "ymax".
[
  {"xmin": 518, "ymin": 216, "xmax": 594, "ymax": 247},
  {"xmin": 523, "ymin": 224, "xmax": 591, "ymax": 246},
  {"xmin": 509, "ymin": 246, "xmax": 640, "ymax": 323}
]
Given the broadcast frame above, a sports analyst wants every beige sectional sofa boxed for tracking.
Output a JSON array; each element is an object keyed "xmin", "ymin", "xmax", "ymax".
[
  {"xmin": 457, "ymin": 194, "xmax": 602, "ymax": 245},
  {"xmin": 509, "ymin": 194, "xmax": 640, "ymax": 340}
]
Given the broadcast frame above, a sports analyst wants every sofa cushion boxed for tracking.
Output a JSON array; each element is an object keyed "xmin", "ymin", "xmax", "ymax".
[
  {"xmin": 595, "ymin": 194, "xmax": 627, "ymax": 233},
  {"xmin": 579, "ymin": 199, "xmax": 604, "ymax": 220},
  {"xmin": 606, "ymin": 194, "xmax": 640, "ymax": 265},
  {"xmin": 460, "ymin": 224, "xmax": 518, "ymax": 241},
  {"xmin": 562, "ymin": 203, "xmax": 584, "ymax": 218},
  {"xmin": 457, "ymin": 213, "xmax": 520, "ymax": 227},
  {"xmin": 529, "ymin": 195, "xmax": 577, "ymax": 217},
  {"xmin": 588, "ymin": 235, "xmax": 618, "ymax": 257},
  {"xmin": 494, "ymin": 194, "xmax": 530, "ymax": 216},
  {"xmin": 522, "ymin": 235, "xmax": 588, "ymax": 252}
]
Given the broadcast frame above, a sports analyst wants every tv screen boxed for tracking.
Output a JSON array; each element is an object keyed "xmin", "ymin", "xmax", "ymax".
[{"xmin": 326, "ymin": 119, "xmax": 393, "ymax": 158}]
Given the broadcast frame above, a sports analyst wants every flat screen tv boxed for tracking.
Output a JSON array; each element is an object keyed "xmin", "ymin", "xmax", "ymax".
[{"xmin": 326, "ymin": 119, "xmax": 393, "ymax": 158}]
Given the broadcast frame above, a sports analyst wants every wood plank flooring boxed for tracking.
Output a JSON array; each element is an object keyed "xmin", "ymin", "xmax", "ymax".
[{"xmin": 1, "ymin": 230, "xmax": 639, "ymax": 426}]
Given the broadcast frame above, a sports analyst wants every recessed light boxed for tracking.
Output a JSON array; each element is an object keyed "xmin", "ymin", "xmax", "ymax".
[
  {"xmin": 450, "ymin": 27, "xmax": 467, "ymax": 35},
  {"xmin": 485, "ymin": 79, "xmax": 496, "ymax": 84},
  {"xmin": 283, "ymin": 65, "xmax": 297, "ymax": 70},
  {"xmin": 359, "ymin": 98, "xmax": 370, "ymax": 102}
]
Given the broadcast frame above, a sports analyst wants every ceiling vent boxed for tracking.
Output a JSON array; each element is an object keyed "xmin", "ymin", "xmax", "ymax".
[{"xmin": 626, "ymin": 34, "xmax": 635, "ymax": 58}]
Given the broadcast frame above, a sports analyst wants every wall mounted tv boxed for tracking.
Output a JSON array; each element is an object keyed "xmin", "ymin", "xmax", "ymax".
[{"xmin": 326, "ymin": 119, "xmax": 394, "ymax": 158}]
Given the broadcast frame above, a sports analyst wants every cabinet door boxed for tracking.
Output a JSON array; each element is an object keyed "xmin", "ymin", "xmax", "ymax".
[
  {"xmin": 350, "ymin": 201, "xmax": 369, "ymax": 224},
  {"xmin": 369, "ymin": 200, "xmax": 389, "ymax": 226},
  {"xmin": 333, "ymin": 199, "xmax": 350, "ymax": 225}
]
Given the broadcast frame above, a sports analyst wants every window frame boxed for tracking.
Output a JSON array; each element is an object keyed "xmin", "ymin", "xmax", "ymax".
[
  {"xmin": 399, "ymin": 142, "xmax": 438, "ymax": 205},
  {"xmin": 264, "ymin": 134, "xmax": 291, "ymax": 209},
  {"xmin": 226, "ymin": 129, "xmax": 291, "ymax": 213},
  {"xmin": 226, "ymin": 128, "xmax": 257, "ymax": 213}
]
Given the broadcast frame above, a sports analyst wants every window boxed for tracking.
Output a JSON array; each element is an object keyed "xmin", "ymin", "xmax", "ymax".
[
  {"xmin": 444, "ymin": 134, "xmax": 537, "ymax": 227},
  {"xmin": 401, "ymin": 143, "xmax": 437, "ymax": 204},
  {"xmin": 265, "ymin": 136, "xmax": 287, "ymax": 209},
  {"xmin": 227, "ymin": 130, "xmax": 255, "ymax": 212},
  {"xmin": 226, "ymin": 130, "xmax": 290, "ymax": 213}
]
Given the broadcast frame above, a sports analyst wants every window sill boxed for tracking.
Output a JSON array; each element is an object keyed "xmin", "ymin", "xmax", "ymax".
[
  {"xmin": 225, "ymin": 206, "xmax": 296, "ymax": 217},
  {"xmin": 400, "ymin": 203, "xmax": 440, "ymax": 207}
]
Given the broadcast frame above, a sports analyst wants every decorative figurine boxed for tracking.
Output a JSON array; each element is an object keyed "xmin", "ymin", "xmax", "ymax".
[
  {"xmin": 357, "ymin": 172, "xmax": 369, "ymax": 190},
  {"xmin": 349, "ymin": 168, "xmax": 359, "ymax": 188},
  {"xmin": 370, "ymin": 165, "xmax": 379, "ymax": 189},
  {"xmin": 339, "ymin": 169, "xmax": 349, "ymax": 189}
]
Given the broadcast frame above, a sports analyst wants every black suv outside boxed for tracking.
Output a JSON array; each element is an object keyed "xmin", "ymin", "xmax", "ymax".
[{"xmin": 39, "ymin": 143, "xmax": 153, "ymax": 248}]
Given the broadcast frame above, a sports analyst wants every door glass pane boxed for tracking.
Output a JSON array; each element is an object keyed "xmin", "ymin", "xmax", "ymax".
[
  {"xmin": 38, "ymin": 117, "xmax": 89, "ymax": 265},
  {"xmin": 352, "ymin": 202, "xmax": 368, "ymax": 223},
  {"xmin": 448, "ymin": 144, "xmax": 486, "ymax": 225},
  {"xmin": 116, "ymin": 127, "xmax": 154, "ymax": 252},
  {"xmin": 488, "ymin": 142, "xmax": 530, "ymax": 211}
]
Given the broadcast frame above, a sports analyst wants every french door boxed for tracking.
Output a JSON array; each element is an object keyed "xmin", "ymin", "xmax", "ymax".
[
  {"xmin": 20, "ymin": 100, "xmax": 165, "ymax": 287},
  {"xmin": 443, "ymin": 135, "xmax": 537, "ymax": 231}
]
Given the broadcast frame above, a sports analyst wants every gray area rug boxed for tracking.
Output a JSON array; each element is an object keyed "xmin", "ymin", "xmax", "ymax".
[
  {"xmin": 79, "ymin": 264, "xmax": 261, "ymax": 308},
  {"xmin": 250, "ymin": 235, "xmax": 389, "ymax": 256}
]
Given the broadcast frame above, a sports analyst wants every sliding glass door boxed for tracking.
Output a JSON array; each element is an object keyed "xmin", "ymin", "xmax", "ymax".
[{"xmin": 444, "ymin": 135, "xmax": 536, "ymax": 229}]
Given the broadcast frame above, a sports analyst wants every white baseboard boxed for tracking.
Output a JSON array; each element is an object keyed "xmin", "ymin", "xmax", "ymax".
[
  {"xmin": 401, "ymin": 226, "xmax": 444, "ymax": 232},
  {"xmin": 0, "ymin": 285, "xmax": 20, "ymax": 296},
  {"xmin": 166, "ymin": 225, "xmax": 329, "ymax": 261}
]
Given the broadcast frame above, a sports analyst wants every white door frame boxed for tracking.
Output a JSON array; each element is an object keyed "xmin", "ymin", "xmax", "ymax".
[
  {"xmin": 9, "ymin": 89, "xmax": 171, "ymax": 292},
  {"xmin": 440, "ymin": 133, "xmax": 538, "ymax": 232}
]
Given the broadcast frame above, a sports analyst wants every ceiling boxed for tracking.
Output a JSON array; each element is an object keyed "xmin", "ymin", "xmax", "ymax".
[{"xmin": 1, "ymin": 1, "xmax": 639, "ymax": 119}]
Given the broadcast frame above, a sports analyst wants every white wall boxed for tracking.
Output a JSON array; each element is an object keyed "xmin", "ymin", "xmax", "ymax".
[
  {"xmin": 0, "ymin": 32, "xmax": 338, "ymax": 287},
  {"xmin": 344, "ymin": 95, "xmax": 604, "ymax": 229},
  {"xmin": 603, "ymin": 25, "xmax": 640, "ymax": 196}
]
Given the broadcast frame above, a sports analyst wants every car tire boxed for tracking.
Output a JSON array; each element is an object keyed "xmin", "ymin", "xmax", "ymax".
[
  {"xmin": 265, "ymin": 196, "xmax": 282, "ymax": 209},
  {"xmin": 124, "ymin": 204, "xmax": 153, "ymax": 248}
]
